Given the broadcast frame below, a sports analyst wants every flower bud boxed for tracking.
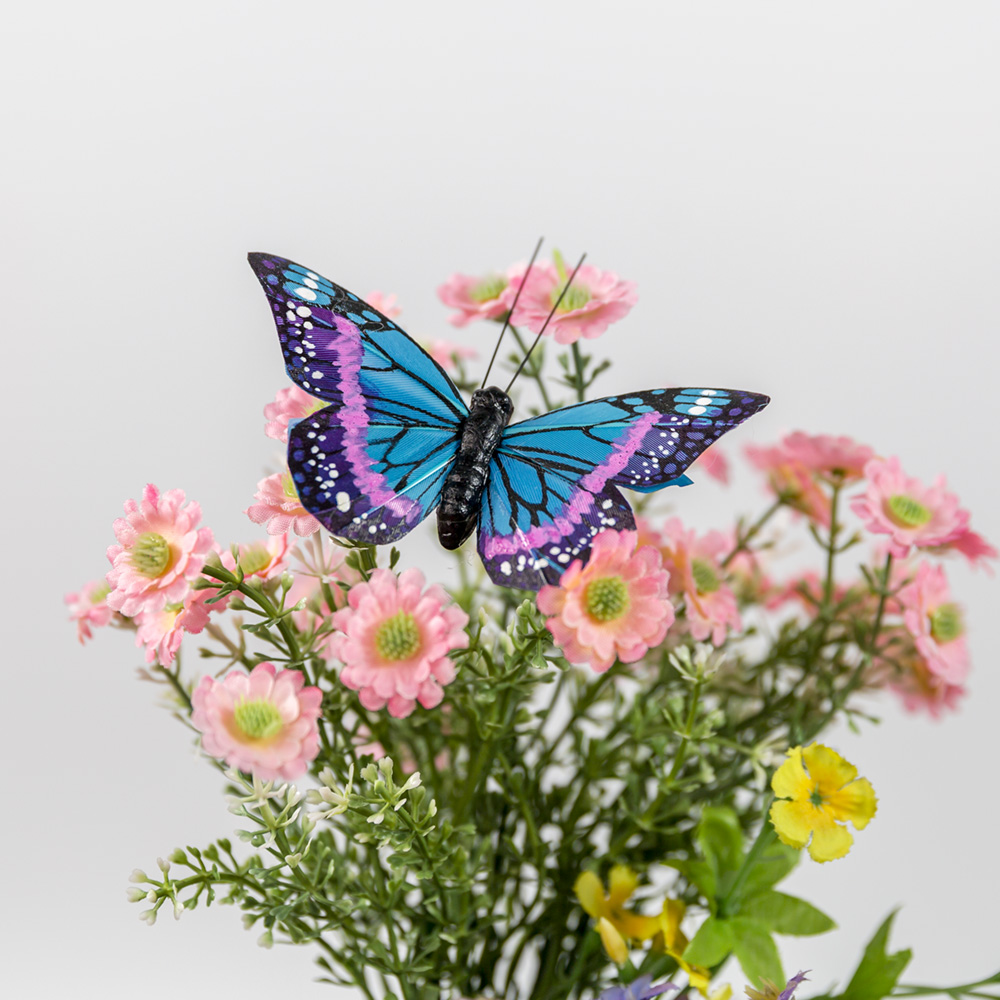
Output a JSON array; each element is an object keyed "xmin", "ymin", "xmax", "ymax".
[
  {"xmin": 139, "ymin": 909, "xmax": 157, "ymax": 926},
  {"xmin": 258, "ymin": 929, "xmax": 274, "ymax": 949},
  {"xmin": 126, "ymin": 887, "xmax": 146, "ymax": 903},
  {"xmin": 128, "ymin": 868, "xmax": 148, "ymax": 884}
]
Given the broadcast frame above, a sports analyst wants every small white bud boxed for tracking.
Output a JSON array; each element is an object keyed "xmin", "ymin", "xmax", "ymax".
[
  {"xmin": 128, "ymin": 869, "xmax": 148, "ymax": 884},
  {"xmin": 285, "ymin": 852, "xmax": 302, "ymax": 868},
  {"xmin": 156, "ymin": 857, "xmax": 171, "ymax": 875},
  {"xmin": 139, "ymin": 909, "xmax": 157, "ymax": 926},
  {"xmin": 146, "ymin": 890, "xmax": 158, "ymax": 903},
  {"xmin": 173, "ymin": 898, "xmax": 184, "ymax": 920},
  {"xmin": 257, "ymin": 930, "xmax": 274, "ymax": 949},
  {"xmin": 477, "ymin": 607, "xmax": 490, "ymax": 627},
  {"xmin": 126, "ymin": 888, "xmax": 146, "ymax": 903}
]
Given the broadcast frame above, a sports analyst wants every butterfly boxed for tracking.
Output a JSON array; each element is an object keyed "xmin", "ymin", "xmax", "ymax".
[{"xmin": 248, "ymin": 252, "xmax": 770, "ymax": 591}]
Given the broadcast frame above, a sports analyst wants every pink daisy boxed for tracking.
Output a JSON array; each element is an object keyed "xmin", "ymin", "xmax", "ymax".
[
  {"xmin": 659, "ymin": 519, "xmax": 741, "ymax": 646},
  {"xmin": 781, "ymin": 432, "xmax": 875, "ymax": 481},
  {"xmin": 897, "ymin": 562, "xmax": 969, "ymax": 684},
  {"xmin": 329, "ymin": 568, "xmax": 469, "ymax": 718},
  {"xmin": 222, "ymin": 534, "xmax": 292, "ymax": 582},
  {"xmin": 930, "ymin": 526, "xmax": 998, "ymax": 573},
  {"xmin": 425, "ymin": 340, "xmax": 478, "ymax": 371},
  {"xmin": 105, "ymin": 484, "xmax": 215, "ymax": 618},
  {"xmin": 537, "ymin": 529, "xmax": 673, "ymax": 673},
  {"xmin": 850, "ymin": 457, "xmax": 968, "ymax": 558},
  {"xmin": 133, "ymin": 586, "xmax": 226, "ymax": 667},
  {"xmin": 437, "ymin": 265, "xmax": 523, "ymax": 327},
  {"xmin": 65, "ymin": 580, "xmax": 114, "ymax": 643},
  {"xmin": 264, "ymin": 386, "xmax": 326, "ymax": 443},
  {"xmin": 890, "ymin": 646, "xmax": 965, "ymax": 719},
  {"xmin": 364, "ymin": 290, "xmax": 402, "ymax": 319},
  {"xmin": 191, "ymin": 662, "xmax": 322, "ymax": 780},
  {"xmin": 245, "ymin": 471, "xmax": 321, "ymax": 537},
  {"xmin": 509, "ymin": 260, "xmax": 638, "ymax": 345},
  {"xmin": 745, "ymin": 442, "xmax": 831, "ymax": 526}
]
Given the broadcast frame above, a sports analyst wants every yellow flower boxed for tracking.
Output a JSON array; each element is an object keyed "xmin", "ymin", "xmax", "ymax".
[
  {"xmin": 597, "ymin": 917, "xmax": 629, "ymax": 966},
  {"xmin": 654, "ymin": 898, "xmax": 712, "ymax": 995},
  {"xmin": 574, "ymin": 865, "xmax": 660, "ymax": 943},
  {"xmin": 769, "ymin": 743, "xmax": 877, "ymax": 862}
]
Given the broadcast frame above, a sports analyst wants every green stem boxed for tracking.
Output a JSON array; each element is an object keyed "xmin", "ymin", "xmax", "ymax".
[
  {"xmin": 721, "ymin": 498, "xmax": 783, "ymax": 568},
  {"xmin": 571, "ymin": 342, "xmax": 587, "ymax": 403},
  {"xmin": 157, "ymin": 663, "xmax": 192, "ymax": 711},
  {"xmin": 717, "ymin": 801, "xmax": 776, "ymax": 918},
  {"xmin": 510, "ymin": 325, "xmax": 555, "ymax": 410}
]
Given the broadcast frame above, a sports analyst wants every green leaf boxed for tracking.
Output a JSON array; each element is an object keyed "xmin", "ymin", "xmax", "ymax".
[
  {"xmin": 731, "ymin": 918, "xmax": 784, "ymax": 990},
  {"xmin": 684, "ymin": 916, "xmax": 735, "ymax": 967},
  {"xmin": 741, "ymin": 890, "xmax": 836, "ymax": 936},
  {"xmin": 664, "ymin": 858, "xmax": 718, "ymax": 902},
  {"xmin": 741, "ymin": 841, "xmax": 801, "ymax": 895},
  {"xmin": 698, "ymin": 806, "xmax": 745, "ymax": 877},
  {"xmin": 839, "ymin": 911, "xmax": 912, "ymax": 1000}
]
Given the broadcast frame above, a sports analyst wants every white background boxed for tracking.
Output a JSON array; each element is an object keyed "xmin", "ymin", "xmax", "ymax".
[{"xmin": 3, "ymin": 2, "xmax": 998, "ymax": 996}]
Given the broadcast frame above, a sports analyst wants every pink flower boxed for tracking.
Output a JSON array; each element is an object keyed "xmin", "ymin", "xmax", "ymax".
[
  {"xmin": 437, "ymin": 265, "xmax": 523, "ymax": 327},
  {"xmin": 850, "ymin": 457, "xmax": 968, "ymax": 558},
  {"xmin": 425, "ymin": 339, "xmax": 478, "ymax": 371},
  {"xmin": 105, "ymin": 484, "xmax": 215, "ymax": 618},
  {"xmin": 537, "ymin": 529, "xmax": 673, "ymax": 672},
  {"xmin": 133, "ymin": 586, "xmax": 226, "ymax": 667},
  {"xmin": 930, "ymin": 527, "xmax": 998, "ymax": 573},
  {"xmin": 510, "ymin": 260, "xmax": 638, "ymax": 345},
  {"xmin": 659, "ymin": 519, "xmax": 741, "ymax": 646},
  {"xmin": 746, "ymin": 442, "xmax": 831, "ymax": 526},
  {"xmin": 65, "ymin": 580, "xmax": 114, "ymax": 643},
  {"xmin": 245, "ymin": 471, "xmax": 321, "ymax": 537},
  {"xmin": 191, "ymin": 662, "xmax": 322, "ymax": 780},
  {"xmin": 890, "ymin": 647, "xmax": 965, "ymax": 719},
  {"xmin": 330, "ymin": 568, "xmax": 469, "ymax": 718},
  {"xmin": 222, "ymin": 534, "xmax": 292, "ymax": 582},
  {"xmin": 694, "ymin": 447, "xmax": 730, "ymax": 485},
  {"xmin": 781, "ymin": 432, "xmax": 875, "ymax": 481},
  {"xmin": 364, "ymin": 290, "xmax": 401, "ymax": 319},
  {"xmin": 897, "ymin": 562, "xmax": 969, "ymax": 684},
  {"xmin": 264, "ymin": 385, "xmax": 326, "ymax": 443}
]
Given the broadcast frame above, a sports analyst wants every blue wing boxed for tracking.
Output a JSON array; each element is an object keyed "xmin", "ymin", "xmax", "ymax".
[
  {"xmin": 249, "ymin": 253, "xmax": 468, "ymax": 543},
  {"xmin": 478, "ymin": 388, "xmax": 769, "ymax": 589}
]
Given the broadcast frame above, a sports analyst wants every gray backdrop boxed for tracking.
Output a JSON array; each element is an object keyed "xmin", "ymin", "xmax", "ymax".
[{"xmin": 4, "ymin": 2, "xmax": 998, "ymax": 996}]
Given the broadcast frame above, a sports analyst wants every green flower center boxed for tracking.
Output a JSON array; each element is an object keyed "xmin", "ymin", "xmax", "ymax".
[
  {"xmin": 375, "ymin": 611, "xmax": 422, "ymax": 661},
  {"xmin": 240, "ymin": 545, "xmax": 272, "ymax": 576},
  {"xmin": 233, "ymin": 698, "xmax": 283, "ymax": 740},
  {"xmin": 691, "ymin": 559, "xmax": 721, "ymax": 594},
  {"xmin": 551, "ymin": 283, "xmax": 591, "ymax": 313},
  {"xmin": 886, "ymin": 494, "xmax": 932, "ymax": 528},
  {"xmin": 130, "ymin": 533, "xmax": 172, "ymax": 578},
  {"xmin": 930, "ymin": 603, "xmax": 963, "ymax": 643},
  {"xmin": 584, "ymin": 576, "xmax": 630, "ymax": 622},
  {"xmin": 281, "ymin": 472, "xmax": 301, "ymax": 501},
  {"xmin": 469, "ymin": 275, "xmax": 507, "ymax": 303},
  {"xmin": 809, "ymin": 787, "xmax": 826, "ymax": 808},
  {"xmin": 90, "ymin": 582, "xmax": 111, "ymax": 604}
]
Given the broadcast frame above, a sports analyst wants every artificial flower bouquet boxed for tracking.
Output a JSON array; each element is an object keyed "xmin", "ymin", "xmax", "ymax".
[{"xmin": 70, "ymin": 249, "xmax": 1000, "ymax": 1000}]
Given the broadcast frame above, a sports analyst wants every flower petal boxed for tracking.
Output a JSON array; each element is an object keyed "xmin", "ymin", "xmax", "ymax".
[{"xmin": 826, "ymin": 777, "xmax": 878, "ymax": 829}]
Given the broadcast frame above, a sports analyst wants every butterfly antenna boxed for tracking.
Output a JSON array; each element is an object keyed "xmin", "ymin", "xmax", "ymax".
[
  {"xmin": 504, "ymin": 252, "xmax": 587, "ymax": 394},
  {"xmin": 479, "ymin": 236, "xmax": 545, "ymax": 389}
]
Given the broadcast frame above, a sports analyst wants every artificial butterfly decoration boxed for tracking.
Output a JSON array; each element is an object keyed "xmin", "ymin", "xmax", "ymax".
[{"xmin": 248, "ymin": 250, "xmax": 769, "ymax": 591}]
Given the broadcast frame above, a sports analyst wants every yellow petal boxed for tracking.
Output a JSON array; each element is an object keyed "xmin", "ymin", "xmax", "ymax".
[
  {"xmin": 598, "ymin": 917, "xmax": 629, "ymax": 966},
  {"xmin": 807, "ymin": 815, "xmax": 854, "ymax": 862},
  {"xmin": 710, "ymin": 986, "xmax": 733, "ymax": 1000},
  {"xmin": 659, "ymin": 897, "xmax": 688, "ymax": 952},
  {"xmin": 826, "ymin": 777, "xmax": 878, "ymax": 829},
  {"xmin": 607, "ymin": 864, "xmax": 639, "ymax": 909},
  {"xmin": 769, "ymin": 799, "xmax": 812, "ymax": 848},
  {"xmin": 618, "ymin": 911, "xmax": 662, "ymax": 941},
  {"xmin": 771, "ymin": 747, "xmax": 809, "ymax": 801},
  {"xmin": 683, "ymin": 958, "xmax": 713, "ymax": 996},
  {"xmin": 802, "ymin": 742, "xmax": 858, "ymax": 795},
  {"xmin": 574, "ymin": 871, "xmax": 606, "ymax": 919}
]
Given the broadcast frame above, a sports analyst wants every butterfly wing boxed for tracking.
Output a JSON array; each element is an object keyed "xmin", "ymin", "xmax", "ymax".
[
  {"xmin": 249, "ymin": 253, "xmax": 469, "ymax": 543},
  {"xmin": 478, "ymin": 388, "xmax": 769, "ymax": 589}
]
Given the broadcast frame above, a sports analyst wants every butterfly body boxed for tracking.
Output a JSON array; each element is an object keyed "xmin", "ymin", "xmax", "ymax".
[
  {"xmin": 437, "ymin": 386, "xmax": 514, "ymax": 550},
  {"xmin": 249, "ymin": 251, "xmax": 770, "ymax": 591}
]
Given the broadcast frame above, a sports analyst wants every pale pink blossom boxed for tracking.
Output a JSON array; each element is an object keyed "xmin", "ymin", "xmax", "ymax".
[
  {"xmin": 222, "ymin": 535, "xmax": 292, "ymax": 582},
  {"xmin": 364, "ymin": 290, "xmax": 402, "ymax": 319},
  {"xmin": 659, "ymin": 519, "xmax": 741, "ymax": 646},
  {"xmin": 133, "ymin": 586, "xmax": 226, "ymax": 667},
  {"xmin": 105, "ymin": 484, "xmax": 215, "ymax": 618},
  {"xmin": 264, "ymin": 385, "xmax": 326, "ymax": 443},
  {"xmin": 781, "ymin": 432, "xmax": 875, "ymax": 481},
  {"xmin": 245, "ymin": 472, "xmax": 321, "ymax": 537},
  {"xmin": 930, "ymin": 527, "xmax": 998, "ymax": 573},
  {"xmin": 330, "ymin": 568, "xmax": 469, "ymax": 718},
  {"xmin": 890, "ymin": 647, "xmax": 965, "ymax": 719},
  {"xmin": 850, "ymin": 457, "xmax": 968, "ymax": 558},
  {"xmin": 425, "ymin": 340, "xmax": 478, "ymax": 371},
  {"xmin": 694, "ymin": 447, "xmax": 730, "ymax": 485},
  {"xmin": 745, "ymin": 442, "xmax": 831, "ymax": 526},
  {"xmin": 897, "ymin": 562, "xmax": 969, "ymax": 684},
  {"xmin": 65, "ymin": 580, "xmax": 114, "ymax": 643},
  {"xmin": 509, "ymin": 260, "xmax": 638, "ymax": 345},
  {"xmin": 537, "ymin": 529, "xmax": 673, "ymax": 672},
  {"xmin": 437, "ymin": 265, "xmax": 523, "ymax": 327},
  {"xmin": 191, "ymin": 662, "xmax": 322, "ymax": 780}
]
